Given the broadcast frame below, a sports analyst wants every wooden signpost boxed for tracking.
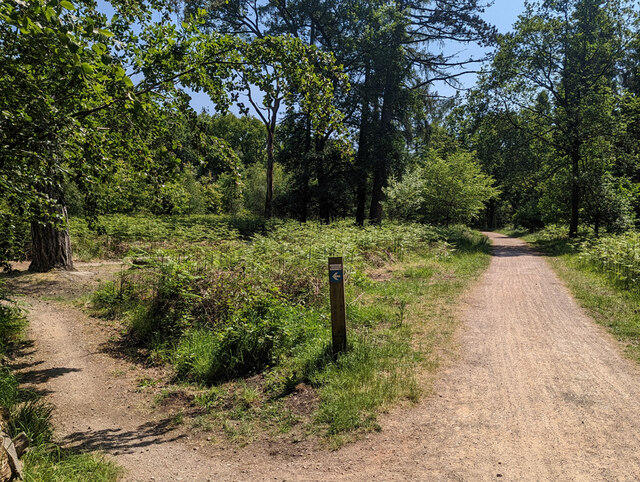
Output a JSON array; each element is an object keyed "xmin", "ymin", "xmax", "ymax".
[{"xmin": 328, "ymin": 256, "xmax": 347, "ymax": 357}]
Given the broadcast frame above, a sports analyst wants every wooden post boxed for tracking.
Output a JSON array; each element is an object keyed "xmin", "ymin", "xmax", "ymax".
[{"xmin": 328, "ymin": 257, "xmax": 347, "ymax": 357}]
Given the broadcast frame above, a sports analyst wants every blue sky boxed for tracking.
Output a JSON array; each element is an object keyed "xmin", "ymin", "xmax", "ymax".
[
  {"xmin": 435, "ymin": 0, "xmax": 525, "ymax": 97},
  {"xmin": 482, "ymin": 0, "xmax": 526, "ymax": 33}
]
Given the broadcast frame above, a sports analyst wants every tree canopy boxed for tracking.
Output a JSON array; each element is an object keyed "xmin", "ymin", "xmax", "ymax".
[
  {"xmin": 0, "ymin": 0, "xmax": 345, "ymax": 270},
  {"xmin": 453, "ymin": 0, "xmax": 640, "ymax": 235}
]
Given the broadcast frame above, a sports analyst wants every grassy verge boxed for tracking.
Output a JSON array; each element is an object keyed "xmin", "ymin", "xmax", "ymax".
[
  {"xmin": 88, "ymin": 218, "xmax": 491, "ymax": 446},
  {"xmin": 0, "ymin": 281, "xmax": 120, "ymax": 481},
  {"xmin": 501, "ymin": 226, "xmax": 640, "ymax": 362}
]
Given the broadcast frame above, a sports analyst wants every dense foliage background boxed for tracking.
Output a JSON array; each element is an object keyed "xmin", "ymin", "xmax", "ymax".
[
  {"xmin": 452, "ymin": 0, "xmax": 640, "ymax": 235},
  {"xmin": 2, "ymin": 1, "xmax": 640, "ymax": 272}
]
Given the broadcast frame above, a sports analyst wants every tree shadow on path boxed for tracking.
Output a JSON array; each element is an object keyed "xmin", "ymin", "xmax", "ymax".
[
  {"xmin": 60, "ymin": 417, "xmax": 187, "ymax": 455},
  {"xmin": 17, "ymin": 366, "xmax": 82, "ymax": 385},
  {"xmin": 490, "ymin": 243, "xmax": 537, "ymax": 258}
]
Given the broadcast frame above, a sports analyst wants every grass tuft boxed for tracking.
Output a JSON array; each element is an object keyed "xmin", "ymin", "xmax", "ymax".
[{"xmin": 22, "ymin": 446, "xmax": 121, "ymax": 482}]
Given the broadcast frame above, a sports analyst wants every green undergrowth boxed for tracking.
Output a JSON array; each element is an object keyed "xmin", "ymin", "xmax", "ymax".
[
  {"xmin": 503, "ymin": 226, "xmax": 640, "ymax": 362},
  {"xmin": 0, "ymin": 281, "xmax": 120, "ymax": 481},
  {"xmin": 70, "ymin": 213, "xmax": 269, "ymax": 261},
  {"xmin": 90, "ymin": 219, "xmax": 490, "ymax": 444}
]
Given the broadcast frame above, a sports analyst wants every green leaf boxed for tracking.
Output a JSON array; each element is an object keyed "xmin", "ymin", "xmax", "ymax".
[
  {"xmin": 81, "ymin": 62, "xmax": 94, "ymax": 74},
  {"xmin": 91, "ymin": 42, "xmax": 106, "ymax": 55},
  {"xmin": 113, "ymin": 65, "xmax": 126, "ymax": 79},
  {"xmin": 60, "ymin": 1, "xmax": 74, "ymax": 10}
]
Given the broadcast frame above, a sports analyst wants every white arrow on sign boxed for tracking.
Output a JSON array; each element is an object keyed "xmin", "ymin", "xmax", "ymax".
[{"xmin": 332, "ymin": 271, "xmax": 342, "ymax": 282}]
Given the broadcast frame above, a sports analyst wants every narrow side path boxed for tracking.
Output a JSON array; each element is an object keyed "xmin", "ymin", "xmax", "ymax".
[{"xmin": 13, "ymin": 297, "xmax": 242, "ymax": 481}]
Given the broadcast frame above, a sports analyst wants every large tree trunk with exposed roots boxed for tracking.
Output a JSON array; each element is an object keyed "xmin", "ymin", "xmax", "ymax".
[{"xmin": 29, "ymin": 204, "xmax": 74, "ymax": 272}]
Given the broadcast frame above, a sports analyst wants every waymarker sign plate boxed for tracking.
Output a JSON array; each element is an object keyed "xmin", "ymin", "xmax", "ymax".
[{"xmin": 329, "ymin": 263, "xmax": 343, "ymax": 283}]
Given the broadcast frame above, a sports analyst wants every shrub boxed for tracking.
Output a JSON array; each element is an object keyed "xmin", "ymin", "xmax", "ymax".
[
  {"xmin": 384, "ymin": 150, "xmax": 499, "ymax": 225},
  {"xmin": 241, "ymin": 161, "xmax": 290, "ymax": 217},
  {"xmin": 174, "ymin": 306, "xmax": 318, "ymax": 383}
]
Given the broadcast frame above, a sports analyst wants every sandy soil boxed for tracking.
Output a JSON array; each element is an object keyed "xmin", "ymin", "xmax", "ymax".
[{"xmin": 7, "ymin": 234, "xmax": 640, "ymax": 480}]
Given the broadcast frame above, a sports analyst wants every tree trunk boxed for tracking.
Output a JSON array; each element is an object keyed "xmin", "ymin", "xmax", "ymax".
[
  {"xmin": 300, "ymin": 165, "xmax": 310, "ymax": 223},
  {"xmin": 29, "ymin": 204, "xmax": 74, "ymax": 272},
  {"xmin": 368, "ymin": 27, "xmax": 403, "ymax": 225},
  {"xmin": 355, "ymin": 67, "xmax": 372, "ymax": 226},
  {"xmin": 487, "ymin": 198, "xmax": 496, "ymax": 230},
  {"xmin": 355, "ymin": 174, "xmax": 368, "ymax": 226},
  {"xmin": 265, "ymin": 130, "xmax": 275, "ymax": 219},
  {"xmin": 368, "ymin": 161, "xmax": 385, "ymax": 225},
  {"xmin": 301, "ymin": 115, "xmax": 313, "ymax": 223},
  {"xmin": 368, "ymin": 70, "xmax": 396, "ymax": 225},
  {"xmin": 569, "ymin": 149, "xmax": 580, "ymax": 238},
  {"xmin": 317, "ymin": 166, "xmax": 330, "ymax": 223},
  {"xmin": 316, "ymin": 136, "xmax": 330, "ymax": 224}
]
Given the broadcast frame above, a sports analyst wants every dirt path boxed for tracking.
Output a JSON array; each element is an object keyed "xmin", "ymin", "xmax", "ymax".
[
  {"xmin": 14, "ymin": 298, "xmax": 242, "ymax": 481},
  {"xmin": 9, "ymin": 234, "xmax": 640, "ymax": 480},
  {"xmin": 7, "ymin": 263, "xmax": 243, "ymax": 481}
]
